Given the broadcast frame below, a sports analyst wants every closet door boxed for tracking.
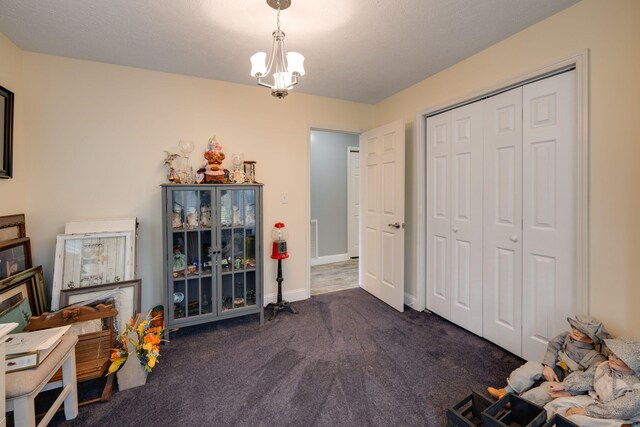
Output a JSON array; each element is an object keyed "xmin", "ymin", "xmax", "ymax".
[
  {"xmin": 483, "ymin": 87, "xmax": 523, "ymax": 356},
  {"xmin": 426, "ymin": 102, "xmax": 483, "ymax": 334},
  {"xmin": 426, "ymin": 111, "xmax": 452, "ymax": 317},
  {"xmin": 450, "ymin": 102, "xmax": 484, "ymax": 335},
  {"xmin": 521, "ymin": 71, "xmax": 577, "ymax": 361}
]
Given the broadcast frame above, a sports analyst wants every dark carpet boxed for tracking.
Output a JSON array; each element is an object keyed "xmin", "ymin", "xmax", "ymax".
[{"xmin": 49, "ymin": 288, "xmax": 523, "ymax": 426}]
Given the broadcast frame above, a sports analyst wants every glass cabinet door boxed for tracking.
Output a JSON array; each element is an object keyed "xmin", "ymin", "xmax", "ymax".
[
  {"xmin": 219, "ymin": 188, "xmax": 258, "ymax": 313},
  {"xmin": 170, "ymin": 189, "xmax": 215, "ymax": 321}
]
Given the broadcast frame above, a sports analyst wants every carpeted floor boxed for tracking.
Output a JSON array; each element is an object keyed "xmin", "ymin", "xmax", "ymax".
[{"xmin": 49, "ymin": 288, "xmax": 523, "ymax": 426}]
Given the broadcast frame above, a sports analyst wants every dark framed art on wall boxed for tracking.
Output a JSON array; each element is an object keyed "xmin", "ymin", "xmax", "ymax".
[{"xmin": 0, "ymin": 84, "xmax": 14, "ymax": 179}]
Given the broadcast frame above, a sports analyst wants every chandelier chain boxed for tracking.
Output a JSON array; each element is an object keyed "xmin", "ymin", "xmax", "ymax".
[{"xmin": 276, "ymin": 1, "xmax": 281, "ymax": 32}]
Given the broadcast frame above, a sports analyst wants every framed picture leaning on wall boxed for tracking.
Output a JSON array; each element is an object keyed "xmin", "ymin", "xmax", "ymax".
[
  {"xmin": 0, "ymin": 84, "xmax": 14, "ymax": 179},
  {"xmin": 60, "ymin": 278, "xmax": 141, "ymax": 333},
  {"xmin": 0, "ymin": 214, "xmax": 26, "ymax": 243},
  {"xmin": 0, "ymin": 266, "xmax": 48, "ymax": 332},
  {"xmin": 0, "ymin": 237, "xmax": 32, "ymax": 279},
  {"xmin": 51, "ymin": 231, "xmax": 134, "ymax": 310}
]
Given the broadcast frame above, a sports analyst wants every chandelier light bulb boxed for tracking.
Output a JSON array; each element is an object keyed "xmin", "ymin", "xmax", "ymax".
[
  {"xmin": 250, "ymin": 52, "xmax": 268, "ymax": 77},
  {"xmin": 286, "ymin": 52, "xmax": 305, "ymax": 76}
]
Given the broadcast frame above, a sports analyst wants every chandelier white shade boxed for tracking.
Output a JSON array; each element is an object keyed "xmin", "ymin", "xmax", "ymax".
[{"xmin": 250, "ymin": 0, "xmax": 305, "ymax": 99}]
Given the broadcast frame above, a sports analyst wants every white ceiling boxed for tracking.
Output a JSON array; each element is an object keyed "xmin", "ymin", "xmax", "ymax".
[{"xmin": 0, "ymin": 0, "xmax": 579, "ymax": 104}]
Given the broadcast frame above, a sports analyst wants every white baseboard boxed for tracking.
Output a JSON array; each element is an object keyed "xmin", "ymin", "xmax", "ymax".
[
  {"xmin": 404, "ymin": 292, "xmax": 417, "ymax": 310},
  {"xmin": 310, "ymin": 253, "xmax": 350, "ymax": 266},
  {"xmin": 264, "ymin": 288, "xmax": 309, "ymax": 305}
]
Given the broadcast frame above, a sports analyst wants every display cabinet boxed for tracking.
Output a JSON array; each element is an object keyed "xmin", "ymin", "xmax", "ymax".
[{"xmin": 161, "ymin": 184, "xmax": 263, "ymax": 338}]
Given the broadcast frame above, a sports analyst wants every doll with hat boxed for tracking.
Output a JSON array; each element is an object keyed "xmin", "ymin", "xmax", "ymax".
[
  {"xmin": 488, "ymin": 315, "xmax": 610, "ymax": 406},
  {"xmin": 544, "ymin": 337, "xmax": 640, "ymax": 426}
]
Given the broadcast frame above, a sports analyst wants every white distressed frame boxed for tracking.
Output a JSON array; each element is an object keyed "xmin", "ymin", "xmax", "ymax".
[
  {"xmin": 64, "ymin": 217, "xmax": 138, "ymax": 276},
  {"xmin": 51, "ymin": 231, "xmax": 134, "ymax": 310}
]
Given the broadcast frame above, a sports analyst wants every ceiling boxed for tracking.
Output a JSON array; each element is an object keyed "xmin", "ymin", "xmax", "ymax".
[{"xmin": 0, "ymin": 0, "xmax": 579, "ymax": 104}]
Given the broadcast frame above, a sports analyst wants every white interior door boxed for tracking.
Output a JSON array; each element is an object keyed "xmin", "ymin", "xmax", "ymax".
[
  {"xmin": 348, "ymin": 148, "xmax": 360, "ymax": 258},
  {"xmin": 450, "ymin": 102, "xmax": 484, "ymax": 335},
  {"xmin": 521, "ymin": 70, "xmax": 577, "ymax": 361},
  {"xmin": 483, "ymin": 87, "xmax": 524, "ymax": 356},
  {"xmin": 360, "ymin": 120, "xmax": 405, "ymax": 312},
  {"xmin": 426, "ymin": 111, "xmax": 452, "ymax": 317}
]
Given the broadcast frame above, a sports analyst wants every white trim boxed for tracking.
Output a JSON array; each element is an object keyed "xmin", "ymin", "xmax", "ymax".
[
  {"xmin": 404, "ymin": 292, "xmax": 417, "ymax": 310},
  {"xmin": 415, "ymin": 49, "xmax": 590, "ymax": 315},
  {"xmin": 347, "ymin": 146, "xmax": 360, "ymax": 259},
  {"xmin": 264, "ymin": 288, "xmax": 309, "ymax": 305},
  {"xmin": 310, "ymin": 219, "xmax": 319, "ymax": 259},
  {"xmin": 310, "ymin": 253, "xmax": 350, "ymax": 266},
  {"xmin": 415, "ymin": 112, "xmax": 427, "ymax": 312}
]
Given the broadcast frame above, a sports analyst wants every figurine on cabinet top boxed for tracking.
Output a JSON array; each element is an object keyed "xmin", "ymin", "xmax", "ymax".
[
  {"xmin": 201, "ymin": 136, "xmax": 227, "ymax": 183},
  {"xmin": 164, "ymin": 151, "xmax": 181, "ymax": 183}
]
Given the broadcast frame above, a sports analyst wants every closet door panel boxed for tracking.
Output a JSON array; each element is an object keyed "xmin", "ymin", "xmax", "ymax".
[
  {"xmin": 426, "ymin": 112, "xmax": 452, "ymax": 318},
  {"xmin": 522, "ymin": 71, "xmax": 577, "ymax": 361},
  {"xmin": 450, "ymin": 101, "xmax": 484, "ymax": 335},
  {"xmin": 483, "ymin": 87, "xmax": 523, "ymax": 356}
]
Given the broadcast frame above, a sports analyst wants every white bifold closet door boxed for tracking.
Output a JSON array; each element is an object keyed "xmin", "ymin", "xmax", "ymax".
[
  {"xmin": 520, "ymin": 71, "xmax": 577, "ymax": 361},
  {"xmin": 426, "ymin": 101, "xmax": 484, "ymax": 335},
  {"xmin": 427, "ymin": 70, "xmax": 577, "ymax": 360},
  {"xmin": 482, "ymin": 87, "xmax": 524, "ymax": 356}
]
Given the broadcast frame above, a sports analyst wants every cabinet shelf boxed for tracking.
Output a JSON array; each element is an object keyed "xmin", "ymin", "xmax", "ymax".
[
  {"xmin": 221, "ymin": 268, "xmax": 256, "ymax": 275},
  {"xmin": 172, "ymin": 272, "xmax": 214, "ymax": 281},
  {"xmin": 162, "ymin": 183, "xmax": 264, "ymax": 339}
]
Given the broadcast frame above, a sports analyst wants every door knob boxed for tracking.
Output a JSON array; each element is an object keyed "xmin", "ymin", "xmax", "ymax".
[
  {"xmin": 510, "ymin": 234, "xmax": 519, "ymax": 242},
  {"xmin": 452, "ymin": 226, "xmax": 459, "ymax": 232},
  {"xmin": 388, "ymin": 222, "xmax": 401, "ymax": 229}
]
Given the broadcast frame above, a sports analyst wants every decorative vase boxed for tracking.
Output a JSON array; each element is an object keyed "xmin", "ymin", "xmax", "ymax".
[{"xmin": 117, "ymin": 315, "xmax": 148, "ymax": 391}]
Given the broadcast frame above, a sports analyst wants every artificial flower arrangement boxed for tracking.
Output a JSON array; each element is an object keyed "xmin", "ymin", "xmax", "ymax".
[{"xmin": 108, "ymin": 311, "xmax": 165, "ymax": 374}]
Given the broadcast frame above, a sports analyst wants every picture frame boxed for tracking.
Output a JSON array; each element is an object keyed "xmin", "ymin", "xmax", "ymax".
[
  {"xmin": 64, "ymin": 217, "xmax": 138, "ymax": 276},
  {"xmin": 0, "ymin": 214, "xmax": 26, "ymax": 243},
  {"xmin": 60, "ymin": 278, "xmax": 141, "ymax": 333},
  {"xmin": 0, "ymin": 84, "xmax": 14, "ymax": 179},
  {"xmin": 0, "ymin": 237, "xmax": 33, "ymax": 279},
  {"xmin": 51, "ymin": 231, "xmax": 134, "ymax": 310},
  {"xmin": 0, "ymin": 265, "xmax": 47, "ymax": 317}
]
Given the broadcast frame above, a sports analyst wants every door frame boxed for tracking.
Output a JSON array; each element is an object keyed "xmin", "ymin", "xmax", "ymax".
[
  {"xmin": 415, "ymin": 50, "xmax": 590, "ymax": 315},
  {"xmin": 307, "ymin": 126, "xmax": 364, "ymax": 298},
  {"xmin": 347, "ymin": 146, "xmax": 360, "ymax": 258}
]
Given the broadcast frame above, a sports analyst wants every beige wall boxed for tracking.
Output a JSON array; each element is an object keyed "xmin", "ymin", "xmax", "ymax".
[
  {"xmin": 13, "ymin": 51, "xmax": 372, "ymax": 309},
  {"xmin": 0, "ymin": 33, "xmax": 26, "ymax": 215},
  {"xmin": 373, "ymin": 0, "xmax": 640, "ymax": 337},
  {"xmin": 2, "ymin": 0, "xmax": 638, "ymax": 338}
]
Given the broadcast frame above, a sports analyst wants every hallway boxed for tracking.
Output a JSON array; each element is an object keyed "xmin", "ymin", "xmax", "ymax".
[{"xmin": 310, "ymin": 259, "xmax": 358, "ymax": 296}]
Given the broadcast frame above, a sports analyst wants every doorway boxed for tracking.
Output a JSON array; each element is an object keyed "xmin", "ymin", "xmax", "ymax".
[{"xmin": 309, "ymin": 129, "xmax": 360, "ymax": 296}]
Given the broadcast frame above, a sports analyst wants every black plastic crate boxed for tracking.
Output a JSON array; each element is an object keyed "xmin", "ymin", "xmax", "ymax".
[
  {"xmin": 446, "ymin": 391, "xmax": 493, "ymax": 427},
  {"xmin": 541, "ymin": 414, "xmax": 579, "ymax": 427},
  {"xmin": 481, "ymin": 393, "xmax": 546, "ymax": 427}
]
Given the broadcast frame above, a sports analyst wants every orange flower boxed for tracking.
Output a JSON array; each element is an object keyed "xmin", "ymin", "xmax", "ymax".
[{"xmin": 144, "ymin": 334, "xmax": 161, "ymax": 345}]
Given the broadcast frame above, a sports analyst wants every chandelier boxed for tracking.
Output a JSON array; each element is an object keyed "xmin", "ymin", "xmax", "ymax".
[{"xmin": 250, "ymin": 0, "xmax": 305, "ymax": 99}]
